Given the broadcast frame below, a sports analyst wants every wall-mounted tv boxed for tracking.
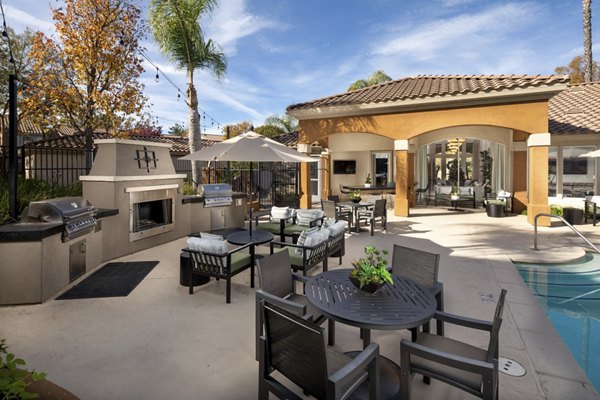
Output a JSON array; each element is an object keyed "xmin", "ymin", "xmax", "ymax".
[{"xmin": 333, "ymin": 160, "xmax": 356, "ymax": 174}]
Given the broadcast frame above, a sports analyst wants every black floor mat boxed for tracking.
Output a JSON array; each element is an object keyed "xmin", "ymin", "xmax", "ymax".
[{"xmin": 56, "ymin": 261, "xmax": 159, "ymax": 300}]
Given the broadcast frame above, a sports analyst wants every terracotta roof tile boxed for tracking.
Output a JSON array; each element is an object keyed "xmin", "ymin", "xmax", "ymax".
[
  {"xmin": 548, "ymin": 81, "xmax": 600, "ymax": 135},
  {"xmin": 288, "ymin": 74, "xmax": 569, "ymax": 111}
]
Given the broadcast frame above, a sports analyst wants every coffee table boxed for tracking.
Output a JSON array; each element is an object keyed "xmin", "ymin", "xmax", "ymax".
[{"xmin": 227, "ymin": 230, "xmax": 274, "ymax": 246}]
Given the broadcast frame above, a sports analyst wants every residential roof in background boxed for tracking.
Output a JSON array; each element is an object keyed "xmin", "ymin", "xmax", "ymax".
[{"xmin": 548, "ymin": 81, "xmax": 600, "ymax": 135}]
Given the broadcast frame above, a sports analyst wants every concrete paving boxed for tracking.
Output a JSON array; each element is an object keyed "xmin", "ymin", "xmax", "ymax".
[{"xmin": 1, "ymin": 206, "xmax": 600, "ymax": 399}]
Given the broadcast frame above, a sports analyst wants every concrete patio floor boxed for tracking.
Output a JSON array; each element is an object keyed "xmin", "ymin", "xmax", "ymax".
[{"xmin": 2, "ymin": 206, "xmax": 600, "ymax": 399}]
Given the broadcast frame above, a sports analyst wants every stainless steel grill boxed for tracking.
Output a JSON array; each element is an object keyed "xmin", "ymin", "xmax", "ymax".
[
  {"xmin": 26, "ymin": 197, "xmax": 96, "ymax": 242},
  {"xmin": 201, "ymin": 183, "xmax": 233, "ymax": 207}
]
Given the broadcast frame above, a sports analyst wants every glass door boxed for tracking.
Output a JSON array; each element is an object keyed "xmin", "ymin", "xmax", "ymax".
[{"xmin": 372, "ymin": 152, "xmax": 392, "ymax": 186}]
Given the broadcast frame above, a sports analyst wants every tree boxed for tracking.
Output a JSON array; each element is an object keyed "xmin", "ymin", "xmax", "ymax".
[
  {"xmin": 130, "ymin": 114, "xmax": 162, "ymax": 136},
  {"xmin": 149, "ymin": 0, "xmax": 227, "ymax": 191},
  {"xmin": 255, "ymin": 124, "xmax": 284, "ymax": 138},
  {"xmin": 263, "ymin": 114, "xmax": 298, "ymax": 134},
  {"xmin": 555, "ymin": 55, "xmax": 600, "ymax": 84},
  {"xmin": 583, "ymin": 0, "xmax": 593, "ymax": 82},
  {"xmin": 0, "ymin": 27, "xmax": 35, "ymax": 118},
  {"xmin": 224, "ymin": 121, "xmax": 252, "ymax": 139},
  {"xmin": 347, "ymin": 70, "xmax": 392, "ymax": 91},
  {"xmin": 21, "ymin": 0, "xmax": 148, "ymax": 169},
  {"xmin": 168, "ymin": 122, "xmax": 187, "ymax": 136}
]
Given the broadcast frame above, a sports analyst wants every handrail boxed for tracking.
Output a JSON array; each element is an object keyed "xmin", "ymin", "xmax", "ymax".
[{"xmin": 534, "ymin": 213, "xmax": 600, "ymax": 253}]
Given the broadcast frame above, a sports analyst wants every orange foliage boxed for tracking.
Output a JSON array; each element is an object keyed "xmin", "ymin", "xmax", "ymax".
[{"xmin": 21, "ymin": 0, "xmax": 147, "ymax": 136}]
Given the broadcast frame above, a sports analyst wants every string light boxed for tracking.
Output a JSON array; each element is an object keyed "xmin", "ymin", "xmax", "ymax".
[{"xmin": 155, "ymin": 68, "xmax": 160, "ymax": 83}]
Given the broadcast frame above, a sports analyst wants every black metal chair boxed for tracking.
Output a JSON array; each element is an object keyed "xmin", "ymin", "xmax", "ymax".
[
  {"xmin": 255, "ymin": 251, "xmax": 334, "ymax": 359},
  {"xmin": 327, "ymin": 195, "xmax": 340, "ymax": 202},
  {"xmin": 415, "ymin": 181, "xmax": 430, "ymax": 205},
  {"xmin": 392, "ymin": 245, "xmax": 444, "ymax": 339},
  {"xmin": 270, "ymin": 230, "xmax": 329, "ymax": 276},
  {"xmin": 182, "ymin": 241, "xmax": 254, "ymax": 304},
  {"xmin": 400, "ymin": 289, "xmax": 507, "ymax": 400},
  {"xmin": 255, "ymin": 207, "xmax": 295, "ymax": 242},
  {"xmin": 321, "ymin": 199, "xmax": 353, "ymax": 228},
  {"xmin": 258, "ymin": 300, "xmax": 380, "ymax": 400},
  {"xmin": 356, "ymin": 198, "xmax": 387, "ymax": 236}
]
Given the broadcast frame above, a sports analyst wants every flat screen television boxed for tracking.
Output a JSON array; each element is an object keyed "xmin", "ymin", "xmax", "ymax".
[{"xmin": 333, "ymin": 160, "xmax": 356, "ymax": 174}]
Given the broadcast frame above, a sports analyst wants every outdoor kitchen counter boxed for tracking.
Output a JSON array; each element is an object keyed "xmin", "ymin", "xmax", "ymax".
[
  {"xmin": 0, "ymin": 208, "xmax": 118, "ymax": 242},
  {"xmin": 181, "ymin": 192, "xmax": 246, "ymax": 204}
]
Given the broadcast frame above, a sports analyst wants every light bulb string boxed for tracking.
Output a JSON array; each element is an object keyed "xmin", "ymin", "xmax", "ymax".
[{"xmin": 0, "ymin": 0, "xmax": 17, "ymax": 74}]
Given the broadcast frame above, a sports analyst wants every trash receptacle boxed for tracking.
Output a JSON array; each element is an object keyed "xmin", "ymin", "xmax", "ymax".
[{"xmin": 486, "ymin": 201, "xmax": 505, "ymax": 218}]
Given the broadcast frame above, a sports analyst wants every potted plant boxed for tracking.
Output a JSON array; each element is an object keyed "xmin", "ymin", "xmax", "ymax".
[
  {"xmin": 349, "ymin": 245, "xmax": 393, "ymax": 293},
  {"xmin": 349, "ymin": 190, "xmax": 362, "ymax": 203},
  {"xmin": 364, "ymin": 173, "xmax": 372, "ymax": 188}
]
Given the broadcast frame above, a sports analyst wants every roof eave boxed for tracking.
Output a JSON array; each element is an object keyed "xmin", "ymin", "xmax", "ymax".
[{"xmin": 288, "ymin": 84, "xmax": 568, "ymax": 120}]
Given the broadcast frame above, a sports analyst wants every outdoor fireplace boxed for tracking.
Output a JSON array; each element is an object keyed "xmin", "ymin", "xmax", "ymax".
[{"xmin": 128, "ymin": 185, "xmax": 176, "ymax": 242}]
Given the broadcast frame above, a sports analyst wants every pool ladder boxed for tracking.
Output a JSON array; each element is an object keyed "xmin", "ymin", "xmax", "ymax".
[{"xmin": 534, "ymin": 213, "xmax": 600, "ymax": 253}]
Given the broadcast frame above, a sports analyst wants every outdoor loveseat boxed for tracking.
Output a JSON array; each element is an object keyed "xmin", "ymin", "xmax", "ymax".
[{"xmin": 434, "ymin": 185, "xmax": 482, "ymax": 208}]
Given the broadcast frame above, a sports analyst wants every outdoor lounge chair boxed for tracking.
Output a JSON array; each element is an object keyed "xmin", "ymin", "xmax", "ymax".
[
  {"xmin": 182, "ymin": 236, "xmax": 254, "ymax": 304},
  {"xmin": 356, "ymin": 198, "xmax": 387, "ymax": 236},
  {"xmin": 255, "ymin": 251, "xmax": 333, "ymax": 359},
  {"xmin": 400, "ymin": 289, "xmax": 507, "ymax": 400},
  {"xmin": 392, "ymin": 245, "xmax": 444, "ymax": 339},
  {"xmin": 282, "ymin": 209, "xmax": 324, "ymax": 243},
  {"xmin": 255, "ymin": 206, "xmax": 295, "ymax": 242},
  {"xmin": 258, "ymin": 300, "xmax": 380, "ymax": 400},
  {"xmin": 270, "ymin": 227, "xmax": 329, "ymax": 276}
]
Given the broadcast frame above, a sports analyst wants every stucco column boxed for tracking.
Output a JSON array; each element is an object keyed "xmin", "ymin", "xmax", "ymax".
[
  {"xmin": 320, "ymin": 150, "xmax": 330, "ymax": 200},
  {"xmin": 394, "ymin": 140, "xmax": 411, "ymax": 217},
  {"xmin": 512, "ymin": 141, "xmax": 527, "ymax": 214},
  {"xmin": 527, "ymin": 133, "xmax": 551, "ymax": 226},
  {"xmin": 298, "ymin": 143, "xmax": 312, "ymax": 209}
]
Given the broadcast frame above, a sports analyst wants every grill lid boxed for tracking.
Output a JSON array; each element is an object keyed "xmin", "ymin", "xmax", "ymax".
[
  {"xmin": 28, "ymin": 197, "xmax": 95, "ymax": 222},
  {"xmin": 200, "ymin": 183, "xmax": 233, "ymax": 198}
]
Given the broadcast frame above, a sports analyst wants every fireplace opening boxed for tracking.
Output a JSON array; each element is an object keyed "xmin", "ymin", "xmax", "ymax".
[{"xmin": 133, "ymin": 199, "xmax": 173, "ymax": 232}]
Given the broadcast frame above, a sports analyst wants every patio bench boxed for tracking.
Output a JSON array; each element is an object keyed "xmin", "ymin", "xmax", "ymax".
[{"xmin": 434, "ymin": 185, "xmax": 478, "ymax": 208}]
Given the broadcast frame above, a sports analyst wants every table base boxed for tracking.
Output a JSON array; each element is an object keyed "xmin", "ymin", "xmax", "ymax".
[{"xmin": 345, "ymin": 351, "xmax": 401, "ymax": 400}]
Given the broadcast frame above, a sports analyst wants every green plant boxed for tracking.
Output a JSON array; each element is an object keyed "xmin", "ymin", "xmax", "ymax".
[
  {"xmin": 348, "ymin": 190, "xmax": 361, "ymax": 200},
  {"xmin": 0, "ymin": 339, "xmax": 46, "ymax": 399},
  {"xmin": 480, "ymin": 149, "xmax": 493, "ymax": 194},
  {"xmin": 350, "ymin": 245, "xmax": 393, "ymax": 288},
  {"xmin": 451, "ymin": 183, "xmax": 459, "ymax": 196},
  {"xmin": 364, "ymin": 173, "xmax": 372, "ymax": 184},
  {"xmin": 180, "ymin": 181, "xmax": 196, "ymax": 196},
  {"xmin": 550, "ymin": 204, "xmax": 563, "ymax": 216}
]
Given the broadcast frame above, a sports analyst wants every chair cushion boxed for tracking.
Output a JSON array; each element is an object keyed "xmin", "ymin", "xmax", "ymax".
[
  {"xmin": 199, "ymin": 232, "xmax": 224, "ymax": 241},
  {"xmin": 304, "ymin": 229, "xmax": 329, "ymax": 248},
  {"xmin": 411, "ymin": 333, "xmax": 489, "ymax": 392},
  {"xmin": 186, "ymin": 237, "xmax": 229, "ymax": 255},
  {"xmin": 295, "ymin": 227, "xmax": 319, "ymax": 254},
  {"xmin": 327, "ymin": 221, "xmax": 347, "ymax": 237},
  {"xmin": 256, "ymin": 221, "xmax": 282, "ymax": 234},
  {"xmin": 284, "ymin": 224, "xmax": 307, "ymax": 236},
  {"xmin": 230, "ymin": 252, "xmax": 252, "ymax": 273},
  {"xmin": 296, "ymin": 209, "xmax": 324, "ymax": 226},
  {"xmin": 271, "ymin": 206, "xmax": 293, "ymax": 222}
]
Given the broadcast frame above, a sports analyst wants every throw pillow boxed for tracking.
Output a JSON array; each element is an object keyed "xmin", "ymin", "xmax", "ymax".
[
  {"xmin": 199, "ymin": 232, "xmax": 224, "ymax": 241},
  {"xmin": 327, "ymin": 221, "xmax": 347, "ymax": 237},
  {"xmin": 295, "ymin": 226, "xmax": 319, "ymax": 255},
  {"xmin": 296, "ymin": 209, "xmax": 324, "ymax": 226},
  {"xmin": 271, "ymin": 206, "xmax": 291, "ymax": 222},
  {"xmin": 186, "ymin": 237, "xmax": 229, "ymax": 255}
]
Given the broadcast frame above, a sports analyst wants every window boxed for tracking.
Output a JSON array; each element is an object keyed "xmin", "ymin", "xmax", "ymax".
[{"xmin": 562, "ymin": 146, "xmax": 595, "ymax": 197}]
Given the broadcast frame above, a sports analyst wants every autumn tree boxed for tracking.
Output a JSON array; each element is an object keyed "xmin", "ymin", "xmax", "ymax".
[
  {"xmin": 149, "ymin": 0, "xmax": 227, "ymax": 190},
  {"xmin": 224, "ymin": 121, "xmax": 252, "ymax": 139},
  {"xmin": 1, "ymin": 27, "xmax": 35, "ymax": 118},
  {"xmin": 21, "ymin": 0, "xmax": 148, "ymax": 169},
  {"xmin": 555, "ymin": 55, "xmax": 600, "ymax": 84}
]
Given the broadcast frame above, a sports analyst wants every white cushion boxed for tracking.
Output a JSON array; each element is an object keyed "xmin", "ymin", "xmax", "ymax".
[
  {"xmin": 186, "ymin": 237, "xmax": 229, "ymax": 255},
  {"xmin": 199, "ymin": 232, "xmax": 224, "ymax": 241},
  {"xmin": 321, "ymin": 217, "xmax": 336, "ymax": 229},
  {"xmin": 304, "ymin": 229, "xmax": 330, "ymax": 247},
  {"xmin": 271, "ymin": 206, "xmax": 292, "ymax": 222},
  {"xmin": 295, "ymin": 226, "xmax": 319, "ymax": 254},
  {"xmin": 296, "ymin": 209, "xmax": 324, "ymax": 226},
  {"xmin": 327, "ymin": 221, "xmax": 347, "ymax": 237}
]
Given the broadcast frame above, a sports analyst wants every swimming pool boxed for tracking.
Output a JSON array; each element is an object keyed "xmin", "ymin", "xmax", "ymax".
[{"xmin": 516, "ymin": 252, "xmax": 600, "ymax": 391}]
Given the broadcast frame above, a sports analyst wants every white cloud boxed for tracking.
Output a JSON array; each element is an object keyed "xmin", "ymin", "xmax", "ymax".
[
  {"xmin": 374, "ymin": 3, "xmax": 536, "ymax": 60},
  {"xmin": 204, "ymin": 0, "xmax": 281, "ymax": 56},
  {"xmin": 4, "ymin": 4, "xmax": 53, "ymax": 33},
  {"xmin": 439, "ymin": 0, "xmax": 476, "ymax": 7}
]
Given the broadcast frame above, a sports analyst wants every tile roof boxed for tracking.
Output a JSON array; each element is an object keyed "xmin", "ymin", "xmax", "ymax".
[
  {"xmin": 548, "ymin": 81, "xmax": 600, "ymax": 135},
  {"xmin": 287, "ymin": 74, "xmax": 569, "ymax": 111},
  {"xmin": 0, "ymin": 116, "xmax": 105, "ymax": 136}
]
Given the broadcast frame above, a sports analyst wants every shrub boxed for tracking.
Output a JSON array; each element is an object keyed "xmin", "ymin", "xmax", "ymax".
[
  {"xmin": 550, "ymin": 204, "xmax": 563, "ymax": 216},
  {"xmin": 0, "ymin": 339, "xmax": 46, "ymax": 399}
]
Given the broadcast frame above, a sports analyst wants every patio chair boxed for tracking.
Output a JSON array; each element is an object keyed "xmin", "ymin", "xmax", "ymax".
[
  {"xmin": 415, "ymin": 181, "xmax": 430, "ymax": 205},
  {"xmin": 270, "ymin": 227, "xmax": 330, "ymax": 276},
  {"xmin": 323, "ymin": 220, "xmax": 347, "ymax": 266},
  {"xmin": 356, "ymin": 198, "xmax": 387, "ymax": 236},
  {"xmin": 392, "ymin": 245, "xmax": 444, "ymax": 339},
  {"xmin": 282, "ymin": 209, "xmax": 324, "ymax": 243},
  {"xmin": 321, "ymin": 199, "xmax": 353, "ymax": 228},
  {"xmin": 255, "ymin": 206, "xmax": 295, "ymax": 242},
  {"xmin": 339, "ymin": 184, "xmax": 352, "ymax": 200},
  {"xmin": 400, "ymin": 289, "xmax": 507, "ymax": 400},
  {"xmin": 255, "ymin": 251, "xmax": 334, "ymax": 359},
  {"xmin": 182, "ymin": 236, "xmax": 254, "ymax": 304},
  {"xmin": 258, "ymin": 300, "xmax": 380, "ymax": 400}
]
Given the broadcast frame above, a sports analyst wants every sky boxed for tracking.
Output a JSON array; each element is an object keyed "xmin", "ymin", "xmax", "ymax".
[{"xmin": 2, "ymin": 0, "xmax": 599, "ymax": 137}]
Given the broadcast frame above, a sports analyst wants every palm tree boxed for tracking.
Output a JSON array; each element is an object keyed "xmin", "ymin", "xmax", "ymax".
[
  {"xmin": 347, "ymin": 70, "xmax": 392, "ymax": 91},
  {"xmin": 149, "ymin": 0, "xmax": 227, "ymax": 190},
  {"xmin": 264, "ymin": 114, "xmax": 298, "ymax": 134},
  {"xmin": 583, "ymin": 0, "xmax": 593, "ymax": 82}
]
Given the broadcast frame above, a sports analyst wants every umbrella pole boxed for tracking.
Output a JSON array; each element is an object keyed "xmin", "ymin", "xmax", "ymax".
[{"xmin": 249, "ymin": 161, "xmax": 253, "ymax": 235}]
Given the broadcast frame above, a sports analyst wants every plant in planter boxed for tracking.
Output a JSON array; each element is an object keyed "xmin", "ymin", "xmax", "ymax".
[
  {"xmin": 364, "ymin": 173, "xmax": 372, "ymax": 187},
  {"xmin": 450, "ymin": 183, "xmax": 460, "ymax": 200},
  {"xmin": 0, "ymin": 339, "xmax": 46, "ymax": 399},
  {"xmin": 350, "ymin": 245, "xmax": 393, "ymax": 293},
  {"xmin": 349, "ymin": 190, "xmax": 362, "ymax": 203}
]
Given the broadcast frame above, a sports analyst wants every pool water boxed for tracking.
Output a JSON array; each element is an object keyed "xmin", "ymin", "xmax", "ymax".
[{"xmin": 516, "ymin": 252, "xmax": 600, "ymax": 391}]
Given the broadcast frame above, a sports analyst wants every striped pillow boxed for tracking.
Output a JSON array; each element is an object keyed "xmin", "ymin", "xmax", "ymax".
[
  {"xmin": 271, "ymin": 206, "xmax": 292, "ymax": 222},
  {"xmin": 296, "ymin": 209, "xmax": 324, "ymax": 226},
  {"xmin": 295, "ymin": 227, "xmax": 319, "ymax": 254}
]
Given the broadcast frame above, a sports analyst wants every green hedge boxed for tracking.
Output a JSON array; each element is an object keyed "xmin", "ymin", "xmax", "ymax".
[{"xmin": 0, "ymin": 177, "xmax": 82, "ymax": 225}]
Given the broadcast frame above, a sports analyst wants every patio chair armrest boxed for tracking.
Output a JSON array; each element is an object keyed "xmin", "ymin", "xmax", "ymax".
[
  {"xmin": 229, "ymin": 242, "xmax": 253, "ymax": 254},
  {"xmin": 256, "ymin": 290, "xmax": 307, "ymax": 317},
  {"xmin": 328, "ymin": 343, "xmax": 379, "ymax": 392},
  {"xmin": 431, "ymin": 282, "xmax": 444, "ymax": 296},
  {"xmin": 291, "ymin": 272, "xmax": 309, "ymax": 284},
  {"xmin": 433, "ymin": 310, "xmax": 493, "ymax": 332},
  {"xmin": 401, "ymin": 339, "xmax": 494, "ymax": 375},
  {"xmin": 181, "ymin": 247, "xmax": 229, "ymax": 258}
]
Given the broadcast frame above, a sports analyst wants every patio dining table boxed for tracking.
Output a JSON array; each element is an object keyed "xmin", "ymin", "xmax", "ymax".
[
  {"xmin": 337, "ymin": 201, "xmax": 374, "ymax": 233},
  {"xmin": 305, "ymin": 269, "xmax": 437, "ymax": 400}
]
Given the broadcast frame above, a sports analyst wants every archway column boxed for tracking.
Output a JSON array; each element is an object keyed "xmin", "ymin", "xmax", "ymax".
[
  {"xmin": 320, "ymin": 149, "xmax": 331, "ymax": 200},
  {"xmin": 298, "ymin": 143, "xmax": 312, "ymax": 209},
  {"xmin": 394, "ymin": 140, "xmax": 414, "ymax": 216},
  {"xmin": 527, "ymin": 133, "xmax": 551, "ymax": 226}
]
